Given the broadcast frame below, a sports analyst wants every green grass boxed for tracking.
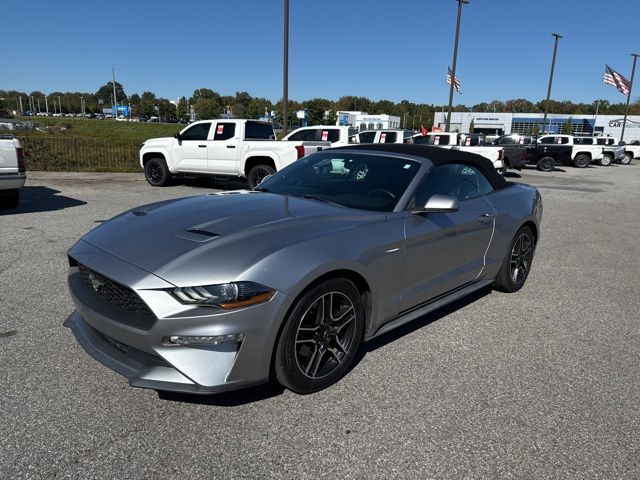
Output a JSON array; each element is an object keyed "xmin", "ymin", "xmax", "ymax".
[{"xmin": 19, "ymin": 116, "xmax": 182, "ymax": 143}]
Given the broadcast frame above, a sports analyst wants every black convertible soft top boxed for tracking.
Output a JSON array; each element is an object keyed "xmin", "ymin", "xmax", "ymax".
[{"xmin": 331, "ymin": 144, "xmax": 512, "ymax": 190}]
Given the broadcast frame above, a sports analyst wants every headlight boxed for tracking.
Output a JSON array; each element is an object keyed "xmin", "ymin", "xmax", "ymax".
[{"xmin": 167, "ymin": 282, "xmax": 275, "ymax": 309}]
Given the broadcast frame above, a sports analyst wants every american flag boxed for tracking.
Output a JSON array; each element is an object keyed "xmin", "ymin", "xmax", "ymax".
[
  {"xmin": 446, "ymin": 67, "xmax": 461, "ymax": 93},
  {"xmin": 603, "ymin": 64, "xmax": 631, "ymax": 96}
]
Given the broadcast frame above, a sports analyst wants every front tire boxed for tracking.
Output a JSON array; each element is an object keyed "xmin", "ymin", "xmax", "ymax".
[
  {"xmin": 599, "ymin": 154, "xmax": 613, "ymax": 166},
  {"xmin": 537, "ymin": 156, "xmax": 556, "ymax": 172},
  {"xmin": 144, "ymin": 158, "xmax": 170, "ymax": 186},
  {"xmin": 247, "ymin": 164, "xmax": 275, "ymax": 189},
  {"xmin": 573, "ymin": 154, "xmax": 590, "ymax": 168},
  {"xmin": 620, "ymin": 153, "xmax": 633, "ymax": 165},
  {"xmin": 274, "ymin": 279, "xmax": 365, "ymax": 394},
  {"xmin": 494, "ymin": 226, "xmax": 535, "ymax": 293}
]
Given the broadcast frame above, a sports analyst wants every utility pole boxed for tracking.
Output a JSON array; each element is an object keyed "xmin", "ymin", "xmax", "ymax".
[
  {"xmin": 620, "ymin": 53, "xmax": 639, "ymax": 144},
  {"xmin": 19, "ymin": 97, "xmax": 23, "ymax": 115},
  {"xmin": 542, "ymin": 33, "xmax": 562, "ymax": 134},
  {"xmin": 445, "ymin": 0, "xmax": 468, "ymax": 132},
  {"xmin": 45, "ymin": 96, "xmax": 49, "ymax": 115},
  {"xmin": 58, "ymin": 96, "xmax": 62, "ymax": 115},
  {"xmin": 282, "ymin": 0, "xmax": 289, "ymax": 134},
  {"xmin": 112, "ymin": 67, "xmax": 118, "ymax": 119}
]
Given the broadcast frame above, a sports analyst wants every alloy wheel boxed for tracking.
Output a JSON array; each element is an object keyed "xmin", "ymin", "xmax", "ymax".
[
  {"xmin": 510, "ymin": 232, "xmax": 533, "ymax": 285},
  {"xmin": 294, "ymin": 291, "xmax": 357, "ymax": 379}
]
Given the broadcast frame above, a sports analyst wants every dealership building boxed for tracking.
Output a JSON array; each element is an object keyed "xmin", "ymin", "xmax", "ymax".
[
  {"xmin": 433, "ymin": 112, "xmax": 640, "ymax": 141},
  {"xmin": 336, "ymin": 111, "xmax": 401, "ymax": 130}
]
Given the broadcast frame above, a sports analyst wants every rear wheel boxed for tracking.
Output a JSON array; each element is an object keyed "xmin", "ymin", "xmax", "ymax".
[
  {"xmin": 537, "ymin": 156, "xmax": 556, "ymax": 172},
  {"xmin": 599, "ymin": 154, "xmax": 613, "ymax": 166},
  {"xmin": 0, "ymin": 189, "xmax": 19, "ymax": 209},
  {"xmin": 573, "ymin": 154, "xmax": 590, "ymax": 168},
  {"xmin": 144, "ymin": 158, "xmax": 170, "ymax": 186},
  {"xmin": 274, "ymin": 278, "xmax": 365, "ymax": 394},
  {"xmin": 620, "ymin": 153, "xmax": 633, "ymax": 165},
  {"xmin": 494, "ymin": 226, "xmax": 535, "ymax": 293},
  {"xmin": 247, "ymin": 164, "xmax": 275, "ymax": 189}
]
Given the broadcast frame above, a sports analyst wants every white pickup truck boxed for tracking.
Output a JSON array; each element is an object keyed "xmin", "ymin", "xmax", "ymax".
[
  {"xmin": 413, "ymin": 132, "xmax": 506, "ymax": 172},
  {"xmin": 140, "ymin": 120, "xmax": 328, "ymax": 188},
  {"xmin": 357, "ymin": 129, "xmax": 413, "ymax": 144},
  {"xmin": 583, "ymin": 136, "xmax": 639, "ymax": 165},
  {"xmin": 536, "ymin": 134, "xmax": 604, "ymax": 168},
  {"xmin": 0, "ymin": 135, "xmax": 26, "ymax": 209},
  {"xmin": 283, "ymin": 125, "xmax": 359, "ymax": 147}
]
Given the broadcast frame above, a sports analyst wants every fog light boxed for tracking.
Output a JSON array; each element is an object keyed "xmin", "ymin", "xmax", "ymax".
[{"xmin": 167, "ymin": 333, "xmax": 244, "ymax": 346}]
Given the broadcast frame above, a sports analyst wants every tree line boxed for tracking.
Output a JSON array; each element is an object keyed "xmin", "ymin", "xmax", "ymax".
[{"xmin": 1, "ymin": 82, "xmax": 639, "ymax": 127}]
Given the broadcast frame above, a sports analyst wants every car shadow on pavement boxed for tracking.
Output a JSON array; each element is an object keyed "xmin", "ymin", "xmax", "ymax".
[
  {"xmin": 167, "ymin": 176, "xmax": 249, "ymax": 191},
  {"xmin": 0, "ymin": 186, "xmax": 86, "ymax": 215},
  {"xmin": 504, "ymin": 172, "xmax": 522, "ymax": 178},
  {"xmin": 157, "ymin": 382, "xmax": 285, "ymax": 407}
]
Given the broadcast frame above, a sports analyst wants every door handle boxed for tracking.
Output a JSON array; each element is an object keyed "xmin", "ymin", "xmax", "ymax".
[
  {"xmin": 478, "ymin": 213, "xmax": 493, "ymax": 223},
  {"xmin": 226, "ymin": 145, "xmax": 236, "ymax": 149},
  {"xmin": 198, "ymin": 144, "xmax": 206, "ymax": 148}
]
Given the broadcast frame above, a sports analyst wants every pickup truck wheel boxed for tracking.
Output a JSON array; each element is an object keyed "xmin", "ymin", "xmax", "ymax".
[
  {"xmin": 248, "ymin": 165, "xmax": 275, "ymax": 189},
  {"xmin": 144, "ymin": 158, "xmax": 169, "ymax": 186},
  {"xmin": 573, "ymin": 154, "xmax": 590, "ymax": 168},
  {"xmin": 497, "ymin": 165, "xmax": 507, "ymax": 176},
  {"xmin": 620, "ymin": 153, "xmax": 633, "ymax": 165},
  {"xmin": 537, "ymin": 156, "xmax": 556, "ymax": 172},
  {"xmin": 0, "ymin": 189, "xmax": 19, "ymax": 209},
  {"xmin": 599, "ymin": 154, "xmax": 613, "ymax": 166}
]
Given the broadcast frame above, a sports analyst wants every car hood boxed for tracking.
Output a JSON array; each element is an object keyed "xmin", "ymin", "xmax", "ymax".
[
  {"xmin": 79, "ymin": 192, "xmax": 381, "ymax": 286},
  {"xmin": 143, "ymin": 136, "xmax": 174, "ymax": 147}
]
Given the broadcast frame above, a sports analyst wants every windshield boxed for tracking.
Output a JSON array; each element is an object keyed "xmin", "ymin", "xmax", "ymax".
[{"xmin": 257, "ymin": 152, "xmax": 421, "ymax": 212}]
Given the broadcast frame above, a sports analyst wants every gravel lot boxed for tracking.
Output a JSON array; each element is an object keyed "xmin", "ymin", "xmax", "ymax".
[{"xmin": 1, "ymin": 163, "xmax": 639, "ymax": 479}]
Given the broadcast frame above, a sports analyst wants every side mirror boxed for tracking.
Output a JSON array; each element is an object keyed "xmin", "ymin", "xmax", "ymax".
[
  {"xmin": 174, "ymin": 133, "xmax": 183, "ymax": 145},
  {"xmin": 412, "ymin": 194, "xmax": 459, "ymax": 214}
]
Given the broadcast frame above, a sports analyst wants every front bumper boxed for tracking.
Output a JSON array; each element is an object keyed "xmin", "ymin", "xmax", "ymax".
[{"xmin": 65, "ymin": 241, "xmax": 294, "ymax": 394}]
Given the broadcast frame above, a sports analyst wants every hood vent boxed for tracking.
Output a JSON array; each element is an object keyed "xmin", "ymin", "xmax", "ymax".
[{"xmin": 174, "ymin": 228, "xmax": 221, "ymax": 243}]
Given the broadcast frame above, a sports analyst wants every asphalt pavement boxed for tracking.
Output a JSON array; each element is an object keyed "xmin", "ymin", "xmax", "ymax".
[{"xmin": 1, "ymin": 163, "xmax": 639, "ymax": 479}]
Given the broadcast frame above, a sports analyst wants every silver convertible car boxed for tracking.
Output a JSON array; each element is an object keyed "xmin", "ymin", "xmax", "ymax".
[{"xmin": 65, "ymin": 145, "xmax": 542, "ymax": 395}]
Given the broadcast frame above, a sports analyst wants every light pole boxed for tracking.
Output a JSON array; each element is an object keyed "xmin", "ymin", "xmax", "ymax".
[
  {"xmin": 620, "ymin": 53, "xmax": 639, "ymax": 144},
  {"xmin": 542, "ymin": 33, "xmax": 562, "ymax": 134},
  {"xmin": 445, "ymin": 0, "xmax": 468, "ymax": 132},
  {"xmin": 282, "ymin": 0, "xmax": 290, "ymax": 134}
]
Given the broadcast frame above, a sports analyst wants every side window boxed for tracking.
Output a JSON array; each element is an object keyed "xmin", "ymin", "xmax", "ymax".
[
  {"xmin": 181, "ymin": 122, "xmax": 211, "ymax": 141},
  {"xmin": 318, "ymin": 129, "xmax": 340, "ymax": 143},
  {"xmin": 288, "ymin": 129, "xmax": 316, "ymax": 141},
  {"xmin": 382, "ymin": 132, "xmax": 397, "ymax": 143},
  {"xmin": 412, "ymin": 163, "xmax": 494, "ymax": 208},
  {"xmin": 358, "ymin": 131, "xmax": 376, "ymax": 143},
  {"xmin": 213, "ymin": 123, "xmax": 236, "ymax": 141},
  {"xmin": 539, "ymin": 136, "xmax": 556, "ymax": 144}
]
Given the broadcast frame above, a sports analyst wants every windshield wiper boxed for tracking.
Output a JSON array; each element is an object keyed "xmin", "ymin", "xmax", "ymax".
[
  {"xmin": 302, "ymin": 194, "xmax": 340, "ymax": 206},
  {"xmin": 253, "ymin": 186, "xmax": 270, "ymax": 192}
]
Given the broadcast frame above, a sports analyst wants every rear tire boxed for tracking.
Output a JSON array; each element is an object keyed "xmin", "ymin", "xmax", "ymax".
[
  {"xmin": 494, "ymin": 226, "xmax": 535, "ymax": 293},
  {"xmin": 537, "ymin": 156, "xmax": 556, "ymax": 172},
  {"xmin": 573, "ymin": 154, "xmax": 590, "ymax": 168},
  {"xmin": 274, "ymin": 278, "xmax": 365, "ymax": 394},
  {"xmin": 0, "ymin": 189, "xmax": 19, "ymax": 209},
  {"xmin": 599, "ymin": 154, "xmax": 613, "ymax": 166},
  {"xmin": 620, "ymin": 153, "xmax": 633, "ymax": 165},
  {"xmin": 247, "ymin": 164, "xmax": 275, "ymax": 189},
  {"xmin": 144, "ymin": 158, "xmax": 170, "ymax": 186}
]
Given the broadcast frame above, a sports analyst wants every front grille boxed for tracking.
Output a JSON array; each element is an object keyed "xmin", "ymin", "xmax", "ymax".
[{"xmin": 78, "ymin": 264, "xmax": 154, "ymax": 317}]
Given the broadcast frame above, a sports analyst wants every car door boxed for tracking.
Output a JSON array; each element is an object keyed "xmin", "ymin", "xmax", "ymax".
[
  {"xmin": 207, "ymin": 122, "xmax": 240, "ymax": 173},
  {"xmin": 172, "ymin": 122, "xmax": 212, "ymax": 172},
  {"xmin": 400, "ymin": 163, "xmax": 495, "ymax": 312}
]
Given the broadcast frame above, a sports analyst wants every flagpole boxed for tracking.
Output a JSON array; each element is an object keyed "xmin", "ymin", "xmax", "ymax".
[
  {"xmin": 620, "ymin": 53, "xmax": 639, "ymax": 144},
  {"xmin": 542, "ymin": 33, "xmax": 562, "ymax": 134},
  {"xmin": 445, "ymin": 0, "xmax": 468, "ymax": 132}
]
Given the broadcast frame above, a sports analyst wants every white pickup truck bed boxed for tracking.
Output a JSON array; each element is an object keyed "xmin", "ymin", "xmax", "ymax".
[{"xmin": 0, "ymin": 135, "xmax": 26, "ymax": 209}]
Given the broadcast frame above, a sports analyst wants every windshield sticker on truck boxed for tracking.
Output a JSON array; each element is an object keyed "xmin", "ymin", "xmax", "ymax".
[
  {"xmin": 380, "ymin": 133, "xmax": 387, "ymax": 142},
  {"xmin": 321, "ymin": 131, "xmax": 329, "ymax": 141},
  {"xmin": 556, "ymin": 137, "xmax": 562, "ymax": 144},
  {"xmin": 434, "ymin": 136, "xmax": 440, "ymax": 145},
  {"xmin": 216, "ymin": 125, "xmax": 224, "ymax": 135},
  {"xmin": 465, "ymin": 137, "xmax": 471, "ymax": 146}
]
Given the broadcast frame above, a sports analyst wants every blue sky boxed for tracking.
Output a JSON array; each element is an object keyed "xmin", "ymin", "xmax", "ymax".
[{"xmin": 3, "ymin": 0, "xmax": 639, "ymax": 105}]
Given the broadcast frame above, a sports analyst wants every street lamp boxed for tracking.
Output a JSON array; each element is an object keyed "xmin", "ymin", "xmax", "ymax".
[
  {"xmin": 445, "ymin": 0, "xmax": 469, "ymax": 132},
  {"xmin": 282, "ymin": 0, "xmax": 290, "ymax": 134},
  {"xmin": 542, "ymin": 33, "xmax": 562, "ymax": 134},
  {"xmin": 620, "ymin": 53, "xmax": 640, "ymax": 144}
]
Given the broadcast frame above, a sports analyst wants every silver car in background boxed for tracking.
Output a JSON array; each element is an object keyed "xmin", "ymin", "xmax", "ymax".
[{"xmin": 65, "ymin": 145, "xmax": 542, "ymax": 395}]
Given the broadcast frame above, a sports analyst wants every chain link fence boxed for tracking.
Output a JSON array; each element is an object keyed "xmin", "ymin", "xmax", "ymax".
[{"xmin": 19, "ymin": 136, "xmax": 141, "ymax": 172}]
